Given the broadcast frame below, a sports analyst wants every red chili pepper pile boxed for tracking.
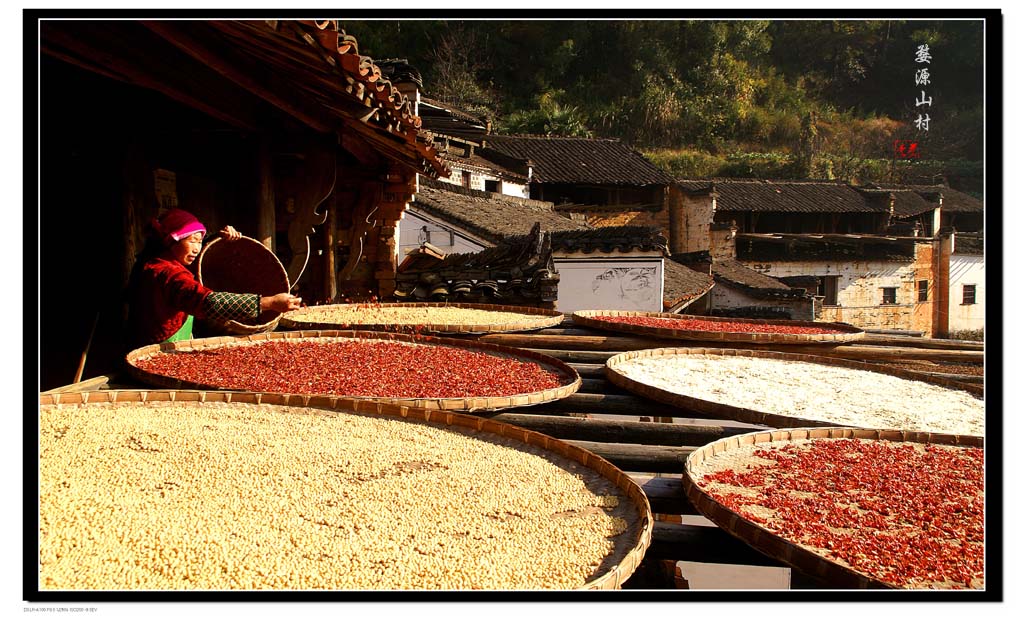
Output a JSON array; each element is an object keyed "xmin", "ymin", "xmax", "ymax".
[
  {"xmin": 593, "ymin": 315, "xmax": 846, "ymax": 335},
  {"xmin": 699, "ymin": 439, "xmax": 984, "ymax": 588},
  {"xmin": 136, "ymin": 340, "xmax": 568, "ymax": 398}
]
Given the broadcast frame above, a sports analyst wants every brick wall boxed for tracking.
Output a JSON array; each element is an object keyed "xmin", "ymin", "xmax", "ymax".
[{"xmin": 742, "ymin": 244, "xmax": 939, "ymax": 332}]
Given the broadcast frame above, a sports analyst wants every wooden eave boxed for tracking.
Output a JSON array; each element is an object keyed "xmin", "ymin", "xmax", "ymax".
[{"xmin": 41, "ymin": 19, "xmax": 449, "ymax": 179}]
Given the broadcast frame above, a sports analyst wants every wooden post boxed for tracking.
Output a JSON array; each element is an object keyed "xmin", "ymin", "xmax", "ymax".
[
  {"xmin": 257, "ymin": 135, "xmax": 276, "ymax": 251},
  {"xmin": 323, "ymin": 193, "xmax": 337, "ymax": 302}
]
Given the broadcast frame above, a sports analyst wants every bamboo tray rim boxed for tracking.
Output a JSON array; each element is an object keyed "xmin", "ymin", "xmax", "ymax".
[
  {"xmin": 125, "ymin": 330, "xmax": 582, "ymax": 412},
  {"xmin": 197, "ymin": 235, "xmax": 290, "ymax": 335},
  {"xmin": 280, "ymin": 302, "xmax": 564, "ymax": 335},
  {"xmin": 605, "ymin": 347, "xmax": 984, "ymax": 432},
  {"xmin": 573, "ymin": 309, "xmax": 865, "ymax": 345},
  {"xmin": 682, "ymin": 427, "xmax": 984, "ymax": 589},
  {"xmin": 39, "ymin": 389, "xmax": 653, "ymax": 591}
]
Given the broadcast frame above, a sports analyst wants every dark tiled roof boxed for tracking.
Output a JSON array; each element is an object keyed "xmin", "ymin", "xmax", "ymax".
[
  {"xmin": 444, "ymin": 150, "xmax": 528, "ymax": 183},
  {"xmin": 679, "ymin": 178, "xmax": 880, "ymax": 214},
  {"xmin": 482, "ymin": 136, "xmax": 676, "ymax": 186},
  {"xmin": 736, "ymin": 233, "xmax": 920, "ymax": 262},
  {"xmin": 545, "ymin": 226, "xmax": 668, "ymax": 254},
  {"xmin": 413, "ymin": 179, "xmax": 586, "ymax": 244},
  {"xmin": 680, "ymin": 178, "xmax": 982, "ymax": 217},
  {"xmin": 711, "ymin": 259, "xmax": 803, "ymax": 296},
  {"xmin": 668, "ymin": 255, "xmax": 803, "ymax": 301},
  {"xmin": 663, "ymin": 260, "xmax": 714, "ymax": 308},
  {"xmin": 877, "ymin": 184, "xmax": 983, "ymax": 213},
  {"xmin": 394, "ymin": 223, "xmax": 559, "ymax": 305},
  {"xmin": 374, "ymin": 59, "xmax": 423, "ymax": 89},
  {"xmin": 418, "ymin": 97, "xmax": 489, "ymax": 140},
  {"xmin": 954, "ymin": 232, "xmax": 984, "ymax": 255},
  {"xmin": 857, "ymin": 188, "xmax": 936, "ymax": 218}
]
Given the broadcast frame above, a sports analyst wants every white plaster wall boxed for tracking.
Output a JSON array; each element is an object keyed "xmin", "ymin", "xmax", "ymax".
[
  {"xmin": 442, "ymin": 163, "xmax": 529, "ymax": 198},
  {"xmin": 398, "ymin": 210, "xmax": 487, "ymax": 257},
  {"xmin": 744, "ymin": 259, "xmax": 921, "ymax": 330},
  {"xmin": 949, "ymin": 254, "xmax": 985, "ymax": 332},
  {"xmin": 554, "ymin": 259, "xmax": 664, "ymax": 314},
  {"xmin": 498, "ymin": 182, "xmax": 530, "ymax": 198}
]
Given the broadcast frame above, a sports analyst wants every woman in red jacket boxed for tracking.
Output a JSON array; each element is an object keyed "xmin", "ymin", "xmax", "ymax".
[{"xmin": 125, "ymin": 208, "xmax": 301, "ymax": 349}]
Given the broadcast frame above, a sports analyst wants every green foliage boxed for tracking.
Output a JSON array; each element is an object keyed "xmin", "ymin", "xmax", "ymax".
[
  {"xmin": 340, "ymin": 19, "xmax": 983, "ymax": 186},
  {"xmin": 496, "ymin": 91, "xmax": 593, "ymax": 137}
]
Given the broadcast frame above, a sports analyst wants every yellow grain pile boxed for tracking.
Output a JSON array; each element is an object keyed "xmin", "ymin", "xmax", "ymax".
[
  {"xmin": 283, "ymin": 305, "xmax": 550, "ymax": 328},
  {"xmin": 39, "ymin": 401, "xmax": 637, "ymax": 590}
]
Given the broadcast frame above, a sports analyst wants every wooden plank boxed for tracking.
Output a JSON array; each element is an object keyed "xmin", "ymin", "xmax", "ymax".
[
  {"xmin": 562, "ymin": 440, "xmax": 694, "ymax": 473},
  {"xmin": 531, "ymin": 393, "xmax": 686, "ymax": 417},
  {"xmin": 523, "ymin": 348, "xmax": 618, "ymax": 364},
  {"xmin": 629, "ymin": 474, "xmax": 698, "ymax": 515},
  {"xmin": 579, "ymin": 378, "xmax": 629, "ymax": 394},
  {"xmin": 566, "ymin": 363, "xmax": 607, "ymax": 378},
  {"xmin": 861, "ymin": 333, "xmax": 984, "ymax": 351},
  {"xmin": 489, "ymin": 413, "xmax": 750, "ymax": 446},
  {"xmin": 41, "ymin": 374, "xmax": 113, "ymax": 395},
  {"xmin": 648, "ymin": 522, "xmax": 784, "ymax": 568},
  {"xmin": 513, "ymin": 337, "xmax": 983, "ymax": 363}
]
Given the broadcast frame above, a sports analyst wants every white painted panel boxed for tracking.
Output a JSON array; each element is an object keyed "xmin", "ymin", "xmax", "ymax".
[
  {"xmin": 398, "ymin": 211, "xmax": 487, "ymax": 257},
  {"xmin": 948, "ymin": 255, "xmax": 985, "ymax": 332},
  {"xmin": 554, "ymin": 259, "xmax": 664, "ymax": 313}
]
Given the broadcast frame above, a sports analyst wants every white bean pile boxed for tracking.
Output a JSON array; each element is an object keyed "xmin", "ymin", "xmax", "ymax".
[
  {"xmin": 285, "ymin": 305, "xmax": 548, "ymax": 327},
  {"xmin": 615, "ymin": 354, "xmax": 984, "ymax": 436},
  {"xmin": 39, "ymin": 401, "xmax": 636, "ymax": 590}
]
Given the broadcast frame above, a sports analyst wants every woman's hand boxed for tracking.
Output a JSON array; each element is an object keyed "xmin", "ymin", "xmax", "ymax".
[
  {"xmin": 260, "ymin": 292, "xmax": 303, "ymax": 313},
  {"xmin": 219, "ymin": 225, "xmax": 242, "ymax": 241}
]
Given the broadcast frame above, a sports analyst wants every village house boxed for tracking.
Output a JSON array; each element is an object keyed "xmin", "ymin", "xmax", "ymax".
[
  {"xmin": 39, "ymin": 19, "xmax": 448, "ymax": 389},
  {"xmin": 397, "ymin": 179, "xmax": 712, "ymax": 313},
  {"xmin": 376, "ymin": 68, "xmax": 713, "ymax": 313},
  {"xmin": 676, "ymin": 178, "xmax": 985, "ymax": 336}
]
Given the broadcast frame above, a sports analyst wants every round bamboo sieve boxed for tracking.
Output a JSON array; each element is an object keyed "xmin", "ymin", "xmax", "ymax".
[
  {"xmin": 197, "ymin": 235, "xmax": 290, "ymax": 335},
  {"xmin": 280, "ymin": 302, "xmax": 564, "ymax": 335},
  {"xmin": 682, "ymin": 427, "xmax": 984, "ymax": 589},
  {"xmin": 39, "ymin": 389, "xmax": 653, "ymax": 590},
  {"xmin": 573, "ymin": 309, "xmax": 865, "ymax": 345},
  {"xmin": 605, "ymin": 347, "xmax": 984, "ymax": 431},
  {"xmin": 125, "ymin": 329, "xmax": 582, "ymax": 412}
]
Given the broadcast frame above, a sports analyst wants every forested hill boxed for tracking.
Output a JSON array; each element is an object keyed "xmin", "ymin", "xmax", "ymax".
[{"xmin": 345, "ymin": 19, "xmax": 984, "ymax": 195}]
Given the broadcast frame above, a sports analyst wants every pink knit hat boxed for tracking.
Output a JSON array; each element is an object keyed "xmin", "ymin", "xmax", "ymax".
[{"xmin": 154, "ymin": 209, "xmax": 207, "ymax": 245}]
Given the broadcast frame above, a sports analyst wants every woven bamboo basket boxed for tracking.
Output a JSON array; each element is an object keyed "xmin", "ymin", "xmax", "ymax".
[
  {"xmin": 573, "ymin": 309, "xmax": 865, "ymax": 345},
  {"xmin": 39, "ymin": 390, "xmax": 652, "ymax": 590},
  {"xmin": 683, "ymin": 427, "xmax": 984, "ymax": 589},
  {"xmin": 196, "ymin": 236, "xmax": 290, "ymax": 335},
  {"xmin": 605, "ymin": 347, "xmax": 984, "ymax": 430},
  {"xmin": 125, "ymin": 329, "xmax": 581, "ymax": 412},
  {"xmin": 280, "ymin": 302, "xmax": 564, "ymax": 335}
]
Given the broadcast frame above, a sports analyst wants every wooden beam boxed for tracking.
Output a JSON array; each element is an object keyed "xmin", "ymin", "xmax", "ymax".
[
  {"xmin": 141, "ymin": 20, "xmax": 336, "ymax": 133},
  {"xmin": 323, "ymin": 193, "xmax": 338, "ymax": 302},
  {"xmin": 41, "ymin": 26, "xmax": 261, "ymax": 132},
  {"xmin": 629, "ymin": 475, "xmax": 699, "ymax": 516},
  {"xmin": 256, "ymin": 135, "xmax": 276, "ymax": 251},
  {"xmin": 647, "ymin": 522, "xmax": 784, "ymax": 568},
  {"xmin": 563, "ymin": 440, "xmax": 695, "ymax": 473},
  {"xmin": 488, "ymin": 413, "xmax": 752, "ymax": 446}
]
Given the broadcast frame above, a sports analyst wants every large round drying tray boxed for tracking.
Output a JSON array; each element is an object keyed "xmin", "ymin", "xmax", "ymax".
[
  {"xmin": 573, "ymin": 309, "xmax": 865, "ymax": 345},
  {"xmin": 605, "ymin": 347, "xmax": 984, "ymax": 431},
  {"xmin": 683, "ymin": 427, "xmax": 984, "ymax": 589},
  {"xmin": 196, "ymin": 235, "xmax": 290, "ymax": 335},
  {"xmin": 39, "ymin": 390, "xmax": 652, "ymax": 590},
  {"xmin": 280, "ymin": 302, "xmax": 564, "ymax": 335},
  {"xmin": 126, "ymin": 329, "xmax": 581, "ymax": 412}
]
